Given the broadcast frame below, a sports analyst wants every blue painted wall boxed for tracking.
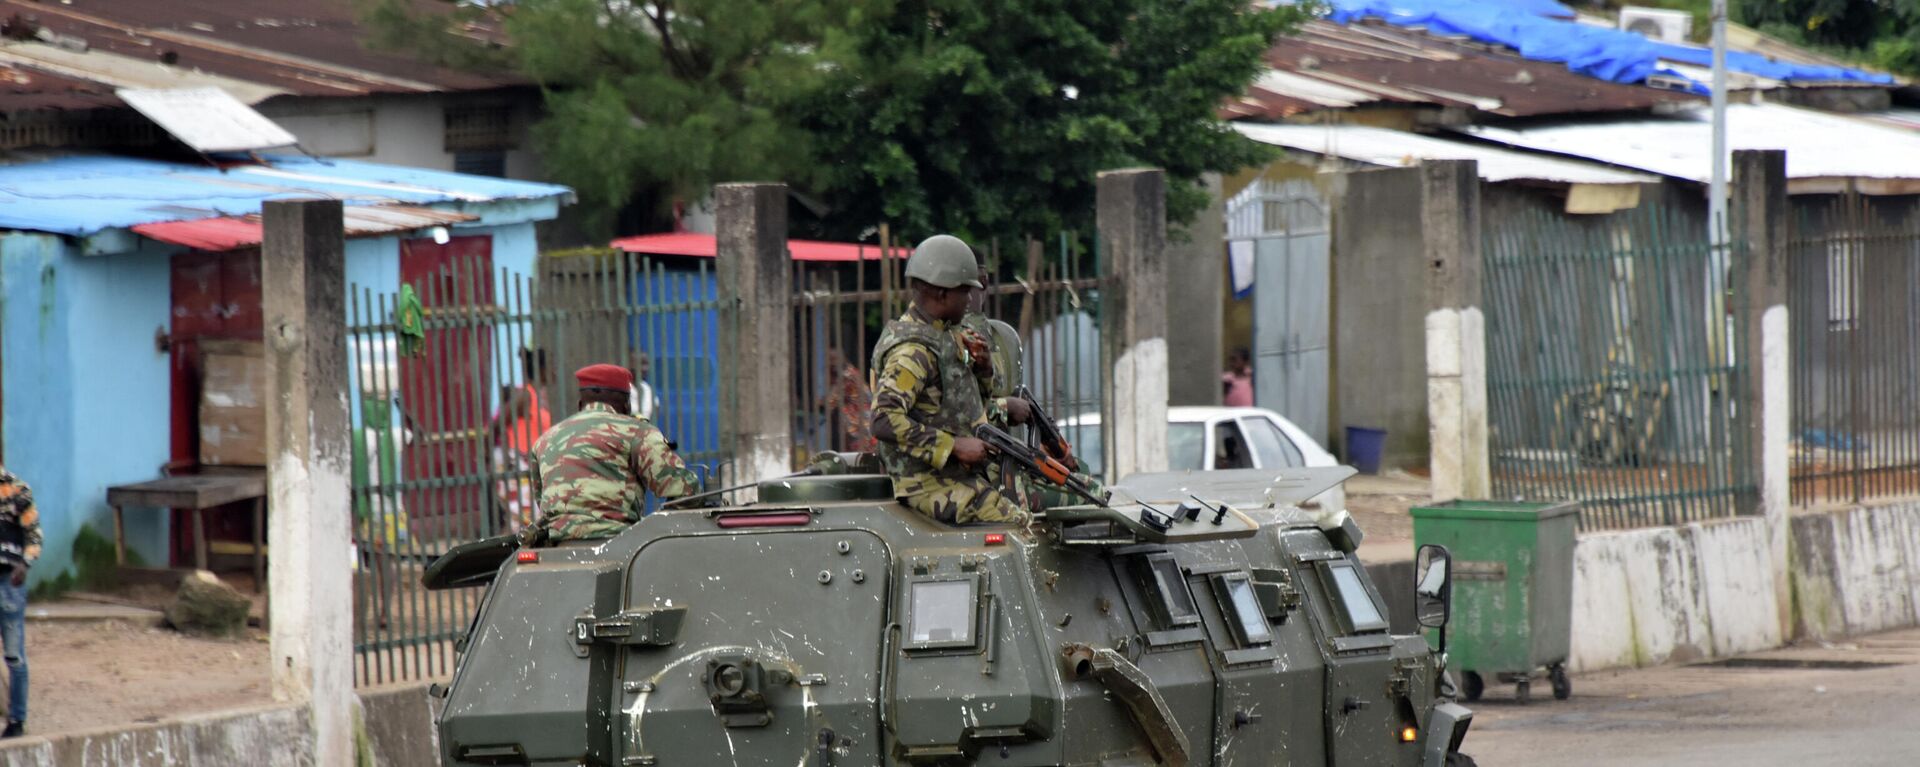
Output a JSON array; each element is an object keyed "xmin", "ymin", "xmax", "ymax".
[{"xmin": 0, "ymin": 235, "xmax": 173, "ymax": 585}]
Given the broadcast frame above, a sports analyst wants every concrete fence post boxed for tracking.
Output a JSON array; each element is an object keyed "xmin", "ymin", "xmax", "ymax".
[
  {"xmin": 1422, "ymin": 160, "xmax": 1491, "ymax": 503},
  {"xmin": 1732, "ymin": 149, "xmax": 1792, "ymax": 636},
  {"xmin": 716, "ymin": 183, "xmax": 794, "ymax": 489},
  {"xmin": 1099, "ymin": 168, "xmax": 1170, "ymax": 480},
  {"xmin": 261, "ymin": 199, "xmax": 354, "ymax": 766},
  {"xmin": 1166, "ymin": 173, "xmax": 1225, "ymax": 407}
]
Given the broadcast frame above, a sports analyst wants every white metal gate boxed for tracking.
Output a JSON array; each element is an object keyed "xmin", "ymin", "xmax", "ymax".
[{"xmin": 1227, "ymin": 179, "xmax": 1330, "ymax": 444}]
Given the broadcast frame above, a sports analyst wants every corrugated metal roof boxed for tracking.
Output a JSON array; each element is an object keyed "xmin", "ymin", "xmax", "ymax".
[
  {"xmin": 0, "ymin": 153, "xmax": 573, "ymax": 237},
  {"xmin": 1226, "ymin": 20, "xmax": 1695, "ymax": 121},
  {"xmin": 0, "ymin": 0, "xmax": 520, "ymax": 110},
  {"xmin": 610, "ymin": 232, "xmax": 906, "ymax": 262},
  {"xmin": 1232, "ymin": 123, "xmax": 1657, "ymax": 185},
  {"xmin": 131, "ymin": 205, "xmax": 477, "ymax": 251},
  {"xmin": 1458, "ymin": 103, "xmax": 1920, "ymax": 190}
]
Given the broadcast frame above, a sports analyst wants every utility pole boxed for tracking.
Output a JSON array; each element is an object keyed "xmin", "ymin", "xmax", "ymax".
[{"xmin": 1710, "ymin": 0, "xmax": 1729, "ymax": 246}]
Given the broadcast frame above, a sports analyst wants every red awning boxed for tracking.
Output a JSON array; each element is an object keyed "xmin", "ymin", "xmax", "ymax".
[
  {"xmin": 133, "ymin": 206, "xmax": 478, "ymax": 251},
  {"xmin": 609, "ymin": 232, "xmax": 905, "ymax": 262}
]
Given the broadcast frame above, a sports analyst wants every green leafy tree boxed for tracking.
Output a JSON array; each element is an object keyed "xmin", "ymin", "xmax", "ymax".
[
  {"xmin": 797, "ymin": 0, "xmax": 1309, "ymax": 242},
  {"xmin": 366, "ymin": 0, "xmax": 873, "ymax": 231},
  {"xmin": 364, "ymin": 0, "xmax": 1307, "ymax": 238}
]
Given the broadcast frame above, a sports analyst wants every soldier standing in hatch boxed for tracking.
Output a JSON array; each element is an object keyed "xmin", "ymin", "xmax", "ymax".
[
  {"xmin": 531, "ymin": 364, "xmax": 698, "ymax": 542},
  {"xmin": 869, "ymin": 235, "xmax": 1033, "ymax": 525}
]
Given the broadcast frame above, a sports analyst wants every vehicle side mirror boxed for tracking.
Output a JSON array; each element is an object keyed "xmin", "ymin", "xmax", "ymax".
[{"xmin": 1414, "ymin": 544, "xmax": 1452, "ymax": 631}]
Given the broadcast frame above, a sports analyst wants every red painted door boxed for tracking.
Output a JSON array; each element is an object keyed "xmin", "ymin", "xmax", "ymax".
[
  {"xmin": 169, "ymin": 249, "xmax": 264, "ymax": 565},
  {"xmin": 398, "ymin": 236, "xmax": 495, "ymax": 539}
]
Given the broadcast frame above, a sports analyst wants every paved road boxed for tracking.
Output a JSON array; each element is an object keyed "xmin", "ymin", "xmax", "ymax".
[{"xmin": 1463, "ymin": 627, "xmax": 1920, "ymax": 766}]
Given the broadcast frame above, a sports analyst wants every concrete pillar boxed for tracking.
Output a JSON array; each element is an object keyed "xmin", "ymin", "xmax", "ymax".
[
  {"xmin": 1166, "ymin": 173, "xmax": 1225, "ymax": 407},
  {"xmin": 1327, "ymin": 167, "xmax": 1429, "ymax": 469},
  {"xmin": 1099, "ymin": 168, "xmax": 1170, "ymax": 480},
  {"xmin": 715, "ymin": 183, "xmax": 794, "ymax": 487},
  {"xmin": 1731, "ymin": 149, "xmax": 1792, "ymax": 636},
  {"xmin": 261, "ymin": 199, "xmax": 353, "ymax": 766},
  {"xmin": 1422, "ymin": 160, "xmax": 1490, "ymax": 503}
]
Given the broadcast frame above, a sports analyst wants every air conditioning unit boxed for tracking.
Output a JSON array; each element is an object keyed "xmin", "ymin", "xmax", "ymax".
[{"xmin": 1619, "ymin": 7, "xmax": 1692, "ymax": 42}]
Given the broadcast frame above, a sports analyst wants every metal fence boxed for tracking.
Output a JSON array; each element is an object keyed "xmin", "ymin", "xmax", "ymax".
[
  {"xmin": 1789, "ymin": 195, "xmax": 1920, "ymax": 507},
  {"xmin": 790, "ymin": 231, "xmax": 1119, "ymax": 478},
  {"xmin": 1484, "ymin": 204, "xmax": 1753, "ymax": 531},
  {"xmin": 345, "ymin": 250, "xmax": 731, "ymax": 686}
]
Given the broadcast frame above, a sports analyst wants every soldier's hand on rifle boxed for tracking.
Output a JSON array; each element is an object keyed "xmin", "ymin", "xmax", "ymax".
[
  {"xmin": 952, "ymin": 436, "xmax": 990, "ymax": 466},
  {"xmin": 1004, "ymin": 397, "xmax": 1033, "ymax": 426},
  {"xmin": 8, "ymin": 563, "xmax": 23, "ymax": 588}
]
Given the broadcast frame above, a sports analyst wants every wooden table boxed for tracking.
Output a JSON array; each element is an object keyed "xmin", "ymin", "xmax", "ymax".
[{"xmin": 106, "ymin": 471, "xmax": 267, "ymax": 584}]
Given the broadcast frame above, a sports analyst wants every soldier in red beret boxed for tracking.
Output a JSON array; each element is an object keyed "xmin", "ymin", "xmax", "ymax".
[{"xmin": 527, "ymin": 363, "xmax": 699, "ymax": 542}]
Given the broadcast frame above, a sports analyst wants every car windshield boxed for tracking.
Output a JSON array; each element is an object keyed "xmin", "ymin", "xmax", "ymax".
[{"xmin": 1168, "ymin": 423, "xmax": 1205, "ymax": 470}]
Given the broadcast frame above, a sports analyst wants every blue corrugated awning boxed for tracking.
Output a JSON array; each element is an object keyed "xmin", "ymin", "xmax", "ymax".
[{"xmin": 0, "ymin": 154, "xmax": 575, "ymax": 238}]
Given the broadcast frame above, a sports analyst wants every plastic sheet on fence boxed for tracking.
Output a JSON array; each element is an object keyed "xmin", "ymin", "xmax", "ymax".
[{"xmin": 1293, "ymin": 0, "xmax": 1894, "ymax": 94}]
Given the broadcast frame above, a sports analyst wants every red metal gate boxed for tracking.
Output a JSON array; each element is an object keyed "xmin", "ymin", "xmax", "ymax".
[{"xmin": 397, "ymin": 236, "xmax": 496, "ymax": 538}]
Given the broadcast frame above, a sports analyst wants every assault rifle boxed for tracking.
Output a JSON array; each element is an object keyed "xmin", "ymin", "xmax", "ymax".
[
  {"xmin": 1014, "ymin": 385, "xmax": 1078, "ymax": 472},
  {"xmin": 973, "ymin": 423, "xmax": 1110, "ymax": 509}
]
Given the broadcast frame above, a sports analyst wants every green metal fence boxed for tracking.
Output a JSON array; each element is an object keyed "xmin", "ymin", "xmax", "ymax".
[
  {"xmin": 1484, "ymin": 204, "xmax": 1753, "ymax": 531},
  {"xmin": 789, "ymin": 231, "xmax": 1118, "ymax": 478},
  {"xmin": 346, "ymin": 251, "xmax": 731, "ymax": 686},
  {"xmin": 1789, "ymin": 194, "xmax": 1920, "ymax": 507}
]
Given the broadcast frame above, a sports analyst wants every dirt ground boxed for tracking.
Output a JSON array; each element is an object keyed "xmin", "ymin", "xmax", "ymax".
[
  {"xmin": 23, "ymin": 619, "xmax": 272, "ymax": 736},
  {"xmin": 1467, "ymin": 627, "xmax": 1920, "ymax": 766}
]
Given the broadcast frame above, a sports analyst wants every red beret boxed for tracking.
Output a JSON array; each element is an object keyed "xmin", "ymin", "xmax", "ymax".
[{"xmin": 575, "ymin": 363, "xmax": 633, "ymax": 391}]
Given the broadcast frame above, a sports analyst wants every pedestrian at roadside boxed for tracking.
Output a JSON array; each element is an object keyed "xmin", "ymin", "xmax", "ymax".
[
  {"xmin": 0, "ymin": 466, "xmax": 39, "ymax": 738},
  {"xmin": 1223, "ymin": 347, "xmax": 1254, "ymax": 407}
]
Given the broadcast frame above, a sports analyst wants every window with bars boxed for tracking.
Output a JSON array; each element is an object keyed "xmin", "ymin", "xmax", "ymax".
[{"xmin": 443, "ymin": 105, "xmax": 515, "ymax": 152}]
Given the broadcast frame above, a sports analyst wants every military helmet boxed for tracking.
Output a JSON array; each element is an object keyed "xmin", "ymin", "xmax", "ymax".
[{"xmin": 906, "ymin": 235, "xmax": 985, "ymax": 289}]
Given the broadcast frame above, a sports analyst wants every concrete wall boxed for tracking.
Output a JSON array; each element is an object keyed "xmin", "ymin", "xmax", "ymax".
[
  {"xmin": 1167, "ymin": 174, "xmax": 1224, "ymax": 407},
  {"xmin": 0, "ymin": 685, "xmax": 441, "ymax": 766},
  {"xmin": 1327, "ymin": 166, "xmax": 1428, "ymax": 467},
  {"xmin": 259, "ymin": 91, "xmax": 547, "ymax": 183},
  {"xmin": 1567, "ymin": 517, "xmax": 1783, "ymax": 672},
  {"xmin": 0, "ymin": 234, "xmax": 176, "ymax": 585},
  {"xmin": 1790, "ymin": 501, "xmax": 1920, "ymax": 641}
]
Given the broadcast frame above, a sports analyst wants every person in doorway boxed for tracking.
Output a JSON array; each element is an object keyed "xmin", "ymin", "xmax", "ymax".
[
  {"xmin": 628, "ymin": 350, "xmax": 662, "ymax": 423},
  {"xmin": 868, "ymin": 235, "xmax": 1031, "ymax": 526},
  {"xmin": 0, "ymin": 466, "xmax": 38, "ymax": 738},
  {"xmin": 532, "ymin": 364, "xmax": 698, "ymax": 542},
  {"xmin": 1223, "ymin": 347, "xmax": 1254, "ymax": 407}
]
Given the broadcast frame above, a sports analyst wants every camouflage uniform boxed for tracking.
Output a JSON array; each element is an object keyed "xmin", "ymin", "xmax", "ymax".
[
  {"xmin": 532, "ymin": 403, "xmax": 697, "ymax": 541},
  {"xmin": 870, "ymin": 308, "xmax": 1027, "ymax": 526}
]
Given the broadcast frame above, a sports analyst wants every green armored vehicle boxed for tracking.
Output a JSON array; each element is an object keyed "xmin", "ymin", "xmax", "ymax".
[{"xmin": 425, "ymin": 457, "xmax": 1476, "ymax": 766}]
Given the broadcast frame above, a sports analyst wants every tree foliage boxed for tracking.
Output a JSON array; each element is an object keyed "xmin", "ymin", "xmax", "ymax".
[
  {"xmin": 362, "ymin": 0, "xmax": 1309, "ymax": 239},
  {"xmin": 798, "ymin": 0, "xmax": 1307, "ymax": 241},
  {"xmin": 1733, "ymin": 0, "xmax": 1920, "ymax": 75}
]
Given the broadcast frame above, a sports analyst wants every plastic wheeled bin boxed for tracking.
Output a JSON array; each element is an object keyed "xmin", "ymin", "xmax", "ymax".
[{"xmin": 1410, "ymin": 499, "xmax": 1578, "ymax": 704}]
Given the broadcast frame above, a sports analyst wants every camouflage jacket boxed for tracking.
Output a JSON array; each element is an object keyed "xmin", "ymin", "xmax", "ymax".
[
  {"xmin": 0, "ymin": 467, "xmax": 41, "ymax": 568},
  {"xmin": 870, "ymin": 308, "xmax": 987, "ymax": 490},
  {"xmin": 532, "ymin": 403, "xmax": 697, "ymax": 540}
]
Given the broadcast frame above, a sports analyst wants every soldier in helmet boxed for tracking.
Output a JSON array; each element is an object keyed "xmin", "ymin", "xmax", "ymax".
[
  {"xmin": 530, "ymin": 364, "xmax": 699, "ymax": 542},
  {"xmin": 869, "ymin": 235, "xmax": 1033, "ymax": 525}
]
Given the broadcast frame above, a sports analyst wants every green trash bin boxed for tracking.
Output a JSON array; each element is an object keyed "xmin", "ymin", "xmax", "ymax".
[{"xmin": 1411, "ymin": 499, "xmax": 1578, "ymax": 705}]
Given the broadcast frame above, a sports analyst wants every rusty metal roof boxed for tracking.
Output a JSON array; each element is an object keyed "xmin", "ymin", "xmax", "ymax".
[
  {"xmin": 133, "ymin": 205, "xmax": 479, "ymax": 251},
  {"xmin": 0, "ymin": 0, "xmax": 519, "ymax": 112},
  {"xmin": 1226, "ymin": 21, "xmax": 1697, "ymax": 121}
]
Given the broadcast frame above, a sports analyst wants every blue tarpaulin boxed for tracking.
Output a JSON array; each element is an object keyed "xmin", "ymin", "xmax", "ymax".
[{"xmin": 1306, "ymin": 0, "xmax": 1894, "ymax": 94}]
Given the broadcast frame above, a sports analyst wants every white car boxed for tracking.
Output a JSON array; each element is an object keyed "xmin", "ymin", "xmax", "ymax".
[{"xmin": 1060, "ymin": 406, "xmax": 1347, "ymax": 511}]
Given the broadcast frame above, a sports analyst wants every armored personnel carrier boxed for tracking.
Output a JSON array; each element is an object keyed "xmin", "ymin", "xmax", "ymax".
[{"xmin": 425, "ymin": 457, "xmax": 1475, "ymax": 766}]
